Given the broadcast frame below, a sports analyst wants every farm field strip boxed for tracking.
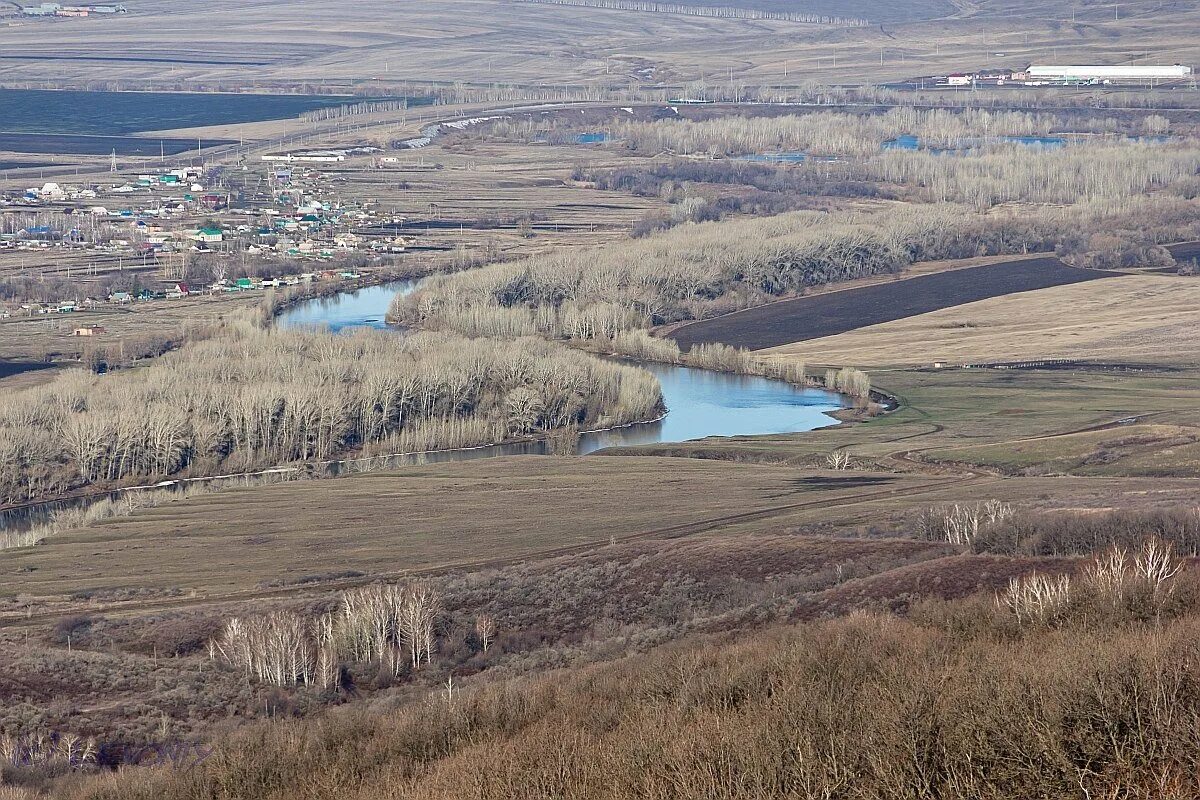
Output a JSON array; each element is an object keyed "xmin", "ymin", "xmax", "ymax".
[{"xmin": 668, "ymin": 256, "xmax": 1119, "ymax": 352}]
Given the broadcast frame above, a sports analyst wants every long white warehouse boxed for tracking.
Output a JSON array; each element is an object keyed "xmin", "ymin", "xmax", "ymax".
[{"xmin": 1026, "ymin": 64, "xmax": 1193, "ymax": 81}]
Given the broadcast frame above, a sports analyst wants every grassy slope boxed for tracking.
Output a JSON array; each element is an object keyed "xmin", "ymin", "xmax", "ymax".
[
  {"xmin": 2, "ymin": 0, "xmax": 1200, "ymax": 91},
  {"xmin": 1, "ymin": 457, "xmax": 948, "ymax": 597}
]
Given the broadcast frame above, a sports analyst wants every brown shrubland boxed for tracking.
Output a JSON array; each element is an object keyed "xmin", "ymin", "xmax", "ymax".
[{"xmin": 59, "ymin": 575, "xmax": 1200, "ymax": 800}]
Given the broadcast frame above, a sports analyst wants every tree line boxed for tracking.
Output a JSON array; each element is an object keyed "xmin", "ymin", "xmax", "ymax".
[
  {"xmin": 392, "ymin": 200, "xmax": 1192, "ymax": 341},
  {"xmin": 212, "ymin": 581, "xmax": 448, "ymax": 689},
  {"xmin": 606, "ymin": 107, "xmax": 1092, "ymax": 157},
  {"xmin": 0, "ymin": 324, "xmax": 662, "ymax": 508}
]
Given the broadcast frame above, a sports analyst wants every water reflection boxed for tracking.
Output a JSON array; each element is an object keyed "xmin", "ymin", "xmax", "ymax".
[
  {"xmin": 281, "ymin": 279, "xmax": 846, "ymax": 450},
  {"xmin": 0, "ymin": 282, "xmax": 847, "ymax": 533},
  {"xmin": 276, "ymin": 280, "xmax": 420, "ymax": 332}
]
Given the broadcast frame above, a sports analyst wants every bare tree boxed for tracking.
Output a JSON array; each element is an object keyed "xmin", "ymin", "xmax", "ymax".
[
  {"xmin": 1085, "ymin": 546, "xmax": 1130, "ymax": 606},
  {"xmin": 399, "ymin": 582, "xmax": 441, "ymax": 669},
  {"xmin": 475, "ymin": 614, "xmax": 497, "ymax": 652},
  {"xmin": 982, "ymin": 499, "xmax": 1014, "ymax": 525},
  {"xmin": 212, "ymin": 611, "xmax": 315, "ymax": 687},
  {"xmin": 944, "ymin": 504, "xmax": 982, "ymax": 546},
  {"xmin": 825, "ymin": 451, "xmax": 852, "ymax": 471},
  {"xmin": 1134, "ymin": 537, "xmax": 1182, "ymax": 599},
  {"xmin": 1000, "ymin": 573, "xmax": 1072, "ymax": 625}
]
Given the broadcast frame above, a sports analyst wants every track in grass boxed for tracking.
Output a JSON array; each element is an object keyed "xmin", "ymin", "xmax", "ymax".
[{"xmin": 669, "ymin": 257, "xmax": 1119, "ymax": 351}]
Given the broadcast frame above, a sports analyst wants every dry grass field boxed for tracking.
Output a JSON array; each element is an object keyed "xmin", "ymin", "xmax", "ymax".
[
  {"xmin": 760, "ymin": 273, "xmax": 1200, "ymax": 368},
  {"xmin": 5, "ymin": 453, "xmax": 1196, "ymax": 617},
  {"xmin": 0, "ymin": 457, "xmax": 952, "ymax": 598},
  {"xmin": 0, "ymin": 292, "xmax": 254, "ymax": 360},
  {"xmin": 2, "ymin": 0, "xmax": 1200, "ymax": 93}
]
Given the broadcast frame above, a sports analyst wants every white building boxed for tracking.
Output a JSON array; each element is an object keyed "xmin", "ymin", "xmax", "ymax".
[
  {"xmin": 1026, "ymin": 64, "xmax": 1193, "ymax": 82},
  {"xmin": 261, "ymin": 151, "xmax": 347, "ymax": 164}
]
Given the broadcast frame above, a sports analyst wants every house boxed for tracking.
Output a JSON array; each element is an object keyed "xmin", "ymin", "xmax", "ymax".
[
  {"xmin": 36, "ymin": 182, "xmax": 66, "ymax": 200},
  {"xmin": 166, "ymin": 283, "xmax": 190, "ymax": 298},
  {"xmin": 72, "ymin": 325, "xmax": 106, "ymax": 337},
  {"xmin": 109, "ymin": 291, "xmax": 132, "ymax": 304},
  {"xmin": 192, "ymin": 226, "xmax": 223, "ymax": 243},
  {"xmin": 57, "ymin": 301, "xmax": 77, "ymax": 313},
  {"xmin": 235, "ymin": 277, "xmax": 255, "ymax": 290}
]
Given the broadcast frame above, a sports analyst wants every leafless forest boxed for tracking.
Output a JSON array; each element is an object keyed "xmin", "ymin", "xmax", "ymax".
[
  {"xmin": 394, "ymin": 198, "xmax": 1198, "ymax": 337},
  {"xmin": 0, "ymin": 324, "xmax": 661, "ymax": 510}
]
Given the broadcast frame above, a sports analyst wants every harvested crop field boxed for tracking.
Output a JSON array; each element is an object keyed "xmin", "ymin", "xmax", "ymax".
[
  {"xmin": 669, "ymin": 257, "xmax": 1118, "ymax": 352},
  {"xmin": 760, "ymin": 274, "xmax": 1200, "ymax": 368}
]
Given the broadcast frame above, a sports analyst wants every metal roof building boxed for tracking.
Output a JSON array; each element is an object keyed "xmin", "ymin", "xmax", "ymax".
[{"xmin": 1026, "ymin": 64, "xmax": 1193, "ymax": 81}]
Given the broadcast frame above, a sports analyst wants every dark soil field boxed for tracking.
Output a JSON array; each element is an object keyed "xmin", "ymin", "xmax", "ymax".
[
  {"xmin": 0, "ymin": 133, "xmax": 233, "ymax": 157},
  {"xmin": 669, "ymin": 257, "xmax": 1118, "ymax": 351},
  {"xmin": 0, "ymin": 360, "xmax": 55, "ymax": 381}
]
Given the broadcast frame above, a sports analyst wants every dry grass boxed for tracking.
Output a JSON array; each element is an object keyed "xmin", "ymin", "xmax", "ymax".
[
  {"xmin": 54, "ymin": 588, "xmax": 1200, "ymax": 800},
  {"xmin": 0, "ymin": 457, "xmax": 948, "ymax": 598},
  {"xmin": 0, "ymin": 292, "xmax": 254, "ymax": 361},
  {"xmin": 761, "ymin": 274, "xmax": 1200, "ymax": 368},
  {"xmin": 930, "ymin": 423, "xmax": 1200, "ymax": 477},
  {"xmin": 3, "ymin": 0, "xmax": 1200, "ymax": 95}
]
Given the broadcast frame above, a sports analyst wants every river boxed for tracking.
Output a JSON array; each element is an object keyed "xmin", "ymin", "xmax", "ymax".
[
  {"xmin": 277, "ymin": 279, "xmax": 847, "ymax": 455},
  {"xmin": 0, "ymin": 281, "xmax": 843, "ymax": 534}
]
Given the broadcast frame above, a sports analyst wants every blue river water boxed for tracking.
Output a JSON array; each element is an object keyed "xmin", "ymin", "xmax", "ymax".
[
  {"xmin": 278, "ymin": 280, "xmax": 847, "ymax": 454},
  {"xmin": 0, "ymin": 281, "xmax": 844, "ymax": 532}
]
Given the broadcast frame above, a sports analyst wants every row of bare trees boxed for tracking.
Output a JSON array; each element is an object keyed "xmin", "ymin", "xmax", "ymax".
[
  {"xmin": 211, "ymin": 582, "xmax": 466, "ymax": 687},
  {"xmin": 1001, "ymin": 538, "xmax": 1184, "ymax": 624},
  {"xmin": 918, "ymin": 499, "xmax": 1015, "ymax": 546},
  {"xmin": 392, "ymin": 204, "xmax": 964, "ymax": 334},
  {"xmin": 506, "ymin": 0, "xmax": 868, "ymax": 24},
  {"xmin": 0, "ymin": 732, "xmax": 96, "ymax": 771},
  {"xmin": 610, "ymin": 107, "xmax": 1091, "ymax": 158},
  {"xmin": 0, "ymin": 325, "xmax": 663, "ymax": 508},
  {"xmin": 868, "ymin": 142, "xmax": 1200, "ymax": 210},
  {"xmin": 824, "ymin": 367, "xmax": 870, "ymax": 398},
  {"xmin": 395, "ymin": 197, "xmax": 1200, "ymax": 343}
]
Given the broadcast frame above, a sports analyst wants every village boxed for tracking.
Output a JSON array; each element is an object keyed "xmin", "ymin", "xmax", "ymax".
[{"xmin": 0, "ymin": 156, "xmax": 412, "ymax": 324}]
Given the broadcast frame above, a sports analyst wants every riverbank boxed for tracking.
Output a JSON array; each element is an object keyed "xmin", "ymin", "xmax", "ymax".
[{"xmin": 0, "ymin": 279, "xmax": 852, "ymax": 535}]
